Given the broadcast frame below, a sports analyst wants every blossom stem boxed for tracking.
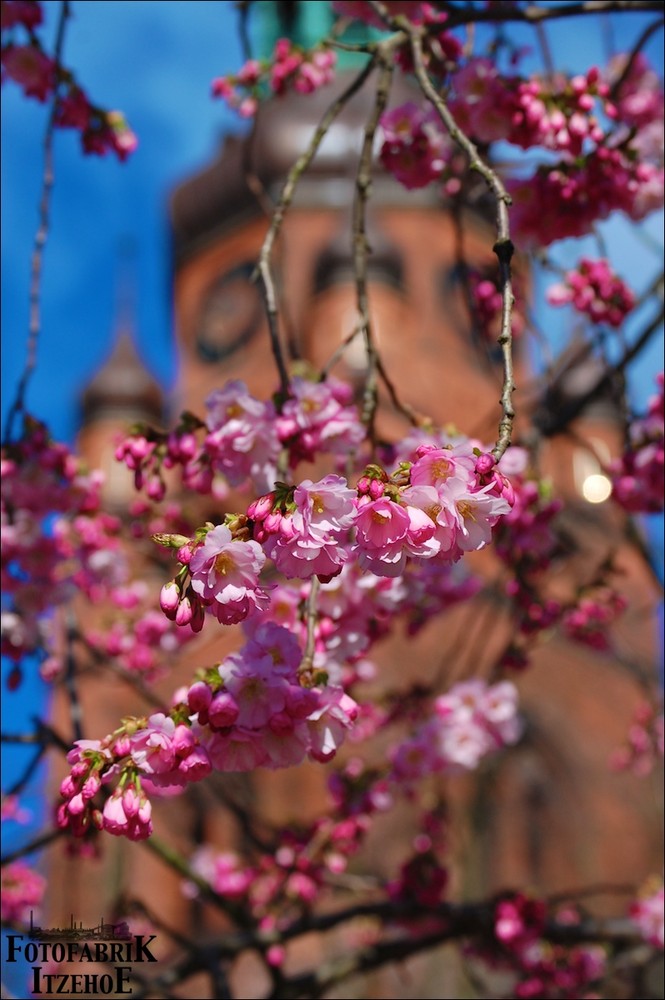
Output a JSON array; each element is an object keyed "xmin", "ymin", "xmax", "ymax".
[{"xmin": 298, "ymin": 576, "xmax": 320, "ymax": 678}]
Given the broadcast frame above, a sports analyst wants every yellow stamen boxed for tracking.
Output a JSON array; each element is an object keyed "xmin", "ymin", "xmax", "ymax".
[
  {"xmin": 214, "ymin": 552, "xmax": 236, "ymax": 575},
  {"xmin": 431, "ymin": 458, "xmax": 451, "ymax": 481},
  {"xmin": 425, "ymin": 502, "xmax": 442, "ymax": 522},
  {"xmin": 371, "ymin": 510, "xmax": 390, "ymax": 524},
  {"xmin": 311, "ymin": 493, "xmax": 325, "ymax": 515},
  {"xmin": 456, "ymin": 500, "xmax": 477, "ymax": 522}
]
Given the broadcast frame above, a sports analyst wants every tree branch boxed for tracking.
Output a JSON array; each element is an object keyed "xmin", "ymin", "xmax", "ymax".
[
  {"xmin": 407, "ymin": 29, "xmax": 516, "ymax": 459},
  {"xmin": 255, "ymin": 55, "xmax": 379, "ymax": 398}
]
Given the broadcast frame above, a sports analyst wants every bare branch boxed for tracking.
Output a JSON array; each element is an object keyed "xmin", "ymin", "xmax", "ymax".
[
  {"xmin": 353, "ymin": 56, "xmax": 394, "ymax": 440},
  {"xmin": 3, "ymin": 1, "xmax": 70, "ymax": 444},
  {"xmin": 255, "ymin": 56, "xmax": 379, "ymax": 398},
  {"xmin": 407, "ymin": 29, "xmax": 516, "ymax": 459}
]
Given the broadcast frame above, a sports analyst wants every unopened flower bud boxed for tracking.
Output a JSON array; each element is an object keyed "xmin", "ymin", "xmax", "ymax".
[
  {"xmin": 160, "ymin": 581, "xmax": 180, "ymax": 617},
  {"xmin": 175, "ymin": 596, "xmax": 194, "ymax": 627},
  {"xmin": 264, "ymin": 510, "xmax": 283, "ymax": 534},
  {"xmin": 475, "ymin": 453, "xmax": 495, "ymax": 475}
]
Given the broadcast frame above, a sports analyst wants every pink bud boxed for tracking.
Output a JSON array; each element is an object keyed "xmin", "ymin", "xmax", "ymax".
[
  {"xmin": 209, "ymin": 692, "xmax": 240, "ymax": 728},
  {"xmin": 160, "ymin": 581, "xmax": 180, "ymax": 617},
  {"xmin": 279, "ymin": 514, "xmax": 296, "ymax": 540},
  {"xmin": 67, "ymin": 793, "xmax": 86, "ymax": 816},
  {"xmin": 114, "ymin": 735, "xmax": 132, "ymax": 757},
  {"xmin": 475, "ymin": 453, "xmax": 495, "ymax": 475},
  {"xmin": 187, "ymin": 681, "xmax": 212, "ymax": 714},
  {"xmin": 82, "ymin": 774, "xmax": 101, "ymax": 799},
  {"xmin": 122, "ymin": 786, "xmax": 140, "ymax": 817},
  {"xmin": 264, "ymin": 510, "xmax": 283, "ymax": 534},
  {"xmin": 60, "ymin": 776, "xmax": 77, "ymax": 798},
  {"xmin": 175, "ymin": 596, "xmax": 194, "ymax": 627},
  {"xmin": 173, "ymin": 724, "xmax": 195, "ymax": 757},
  {"xmin": 247, "ymin": 493, "xmax": 274, "ymax": 521}
]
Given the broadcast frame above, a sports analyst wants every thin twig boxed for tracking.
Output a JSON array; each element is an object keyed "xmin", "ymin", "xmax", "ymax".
[
  {"xmin": 64, "ymin": 613, "xmax": 83, "ymax": 743},
  {"xmin": 298, "ymin": 577, "xmax": 320, "ymax": 678},
  {"xmin": 5, "ymin": 744, "xmax": 47, "ymax": 800},
  {"xmin": 534, "ymin": 20, "xmax": 556, "ymax": 80},
  {"xmin": 375, "ymin": 355, "xmax": 421, "ymax": 426},
  {"xmin": 1, "ymin": 828, "xmax": 63, "ymax": 866},
  {"xmin": 3, "ymin": 0, "xmax": 70, "ymax": 445},
  {"xmin": 320, "ymin": 321, "xmax": 363, "ymax": 378},
  {"xmin": 255, "ymin": 56, "xmax": 379, "ymax": 398},
  {"xmin": 353, "ymin": 57, "xmax": 394, "ymax": 441},
  {"xmin": 444, "ymin": 2, "xmax": 661, "ymax": 28},
  {"xmin": 408, "ymin": 30, "xmax": 516, "ymax": 460},
  {"xmin": 534, "ymin": 291, "xmax": 664, "ymax": 437},
  {"xmin": 608, "ymin": 14, "xmax": 664, "ymax": 99}
]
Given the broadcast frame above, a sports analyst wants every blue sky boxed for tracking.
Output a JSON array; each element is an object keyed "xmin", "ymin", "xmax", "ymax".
[{"xmin": 2, "ymin": 1, "xmax": 246, "ymax": 444}]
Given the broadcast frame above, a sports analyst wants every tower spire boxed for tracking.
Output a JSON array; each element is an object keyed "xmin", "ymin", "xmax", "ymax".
[{"xmin": 79, "ymin": 238, "xmax": 163, "ymax": 428}]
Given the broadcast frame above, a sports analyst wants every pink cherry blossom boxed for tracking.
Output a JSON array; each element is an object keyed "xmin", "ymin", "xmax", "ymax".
[{"xmin": 190, "ymin": 524, "xmax": 269, "ymax": 624}]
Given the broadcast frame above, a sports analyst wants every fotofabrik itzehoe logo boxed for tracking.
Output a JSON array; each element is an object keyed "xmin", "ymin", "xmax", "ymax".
[{"xmin": 4, "ymin": 911, "xmax": 158, "ymax": 995}]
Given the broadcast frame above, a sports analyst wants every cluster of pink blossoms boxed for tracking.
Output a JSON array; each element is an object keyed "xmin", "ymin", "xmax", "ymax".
[
  {"xmin": 82, "ymin": 585, "xmax": 196, "ymax": 683},
  {"xmin": 0, "ymin": 858, "xmax": 46, "ymax": 926},
  {"xmin": 185, "ymin": 809, "xmax": 373, "ymax": 944},
  {"xmin": 610, "ymin": 702, "xmax": 664, "ymax": 777},
  {"xmin": 560, "ymin": 587, "xmax": 627, "ymax": 653},
  {"xmin": 1, "ymin": 2, "xmax": 136, "ymax": 159},
  {"xmin": 607, "ymin": 52, "xmax": 664, "ymax": 160},
  {"xmin": 508, "ymin": 147, "xmax": 663, "ymax": 247},
  {"xmin": 373, "ymin": 41, "xmax": 663, "ymax": 249},
  {"xmin": 1, "ymin": 418, "xmax": 203, "ymax": 692},
  {"xmin": 379, "ymin": 101, "xmax": 452, "ymax": 190},
  {"xmin": 117, "ymin": 376, "xmax": 364, "ymax": 501},
  {"xmin": 546, "ymin": 258, "xmax": 635, "ymax": 328},
  {"xmin": 467, "ymin": 267, "xmax": 526, "ymax": 342},
  {"xmin": 332, "ymin": 0, "xmax": 428, "ymax": 28},
  {"xmin": 230, "ymin": 553, "xmax": 479, "ymax": 699},
  {"xmin": 248, "ymin": 443, "xmax": 511, "ymax": 585},
  {"xmin": 450, "ymin": 61, "xmax": 609, "ymax": 156},
  {"xmin": 142, "ymin": 384, "xmax": 512, "ymax": 640},
  {"xmin": 58, "ymin": 623, "xmax": 358, "ymax": 841},
  {"xmin": 471, "ymin": 894, "xmax": 607, "ymax": 1000},
  {"xmin": 387, "ymin": 830, "xmax": 449, "ymax": 909},
  {"xmin": 1, "ymin": 0, "xmax": 41, "ymax": 31},
  {"xmin": 1, "ymin": 417, "xmax": 122, "ymax": 674},
  {"xmin": 390, "ymin": 679, "xmax": 522, "ymax": 783},
  {"xmin": 212, "ymin": 37, "xmax": 336, "ymax": 118},
  {"xmin": 609, "ymin": 373, "xmax": 664, "ymax": 514},
  {"xmin": 333, "ymin": 1, "xmax": 462, "ymax": 78}
]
